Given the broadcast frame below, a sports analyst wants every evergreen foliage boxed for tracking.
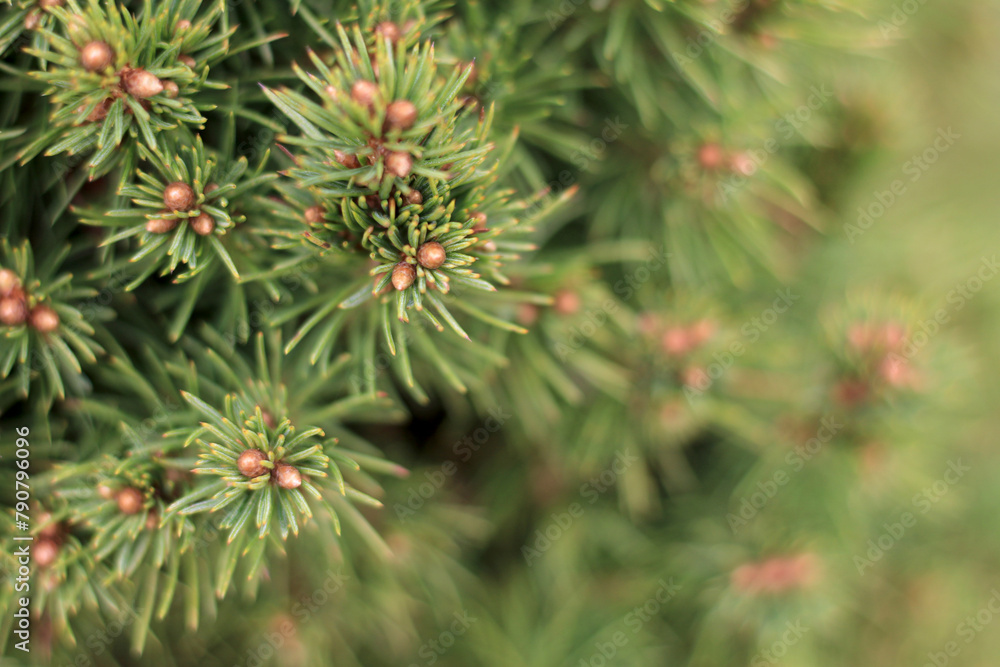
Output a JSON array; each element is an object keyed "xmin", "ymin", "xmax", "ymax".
[{"xmin": 0, "ymin": 0, "xmax": 992, "ymax": 664}]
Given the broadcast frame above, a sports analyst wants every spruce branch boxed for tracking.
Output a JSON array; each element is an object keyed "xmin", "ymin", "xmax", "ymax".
[
  {"xmin": 262, "ymin": 20, "xmax": 574, "ymax": 399},
  {"xmin": 0, "ymin": 238, "xmax": 104, "ymax": 410},
  {"xmin": 20, "ymin": 0, "xmax": 234, "ymax": 179}
]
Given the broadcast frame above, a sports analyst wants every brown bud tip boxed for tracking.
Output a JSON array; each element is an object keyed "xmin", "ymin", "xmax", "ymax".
[
  {"xmin": 661, "ymin": 327, "xmax": 691, "ymax": 356},
  {"xmin": 324, "ymin": 85, "xmax": 339, "ymax": 101},
  {"xmin": 35, "ymin": 538, "xmax": 59, "ymax": 568},
  {"xmin": 146, "ymin": 216, "xmax": 178, "ymax": 234},
  {"xmin": 97, "ymin": 484, "xmax": 115, "ymax": 499},
  {"xmin": 351, "ymin": 80, "xmax": 378, "ymax": 107},
  {"xmin": 39, "ymin": 0, "xmax": 64, "ymax": 8},
  {"xmin": 405, "ymin": 190, "xmax": 423, "ymax": 205},
  {"xmin": 391, "ymin": 262, "xmax": 416, "ymax": 290},
  {"xmin": 386, "ymin": 100, "xmax": 417, "ymax": 130},
  {"xmin": 0, "ymin": 268, "xmax": 19, "ymax": 295},
  {"xmin": 553, "ymin": 290, "xmax": 581, "ymax": 315},
  {"xmin": 179, "ymin": 55, "xmax": 196, "ymax": 68},
  {"xmin": 85, "ymin": 98, "xmax": 112, "ymax": 123},
  {"xmin": 24, "ymin": 11, "xmax": 40, "ymax": 30},
  {"xmin": 145, "ymin": 511, "xmax": 159, "ymax": 530},
  {"xmin": 238, "ymin": 449, "xmax": 269, "ymax": 478},
  {"xmin": 333, "ymin": 150, "xmax": 360, "ymax": 169},
  {"xmin": 517, "ymin": 303, "xmax": 540, "ymax": 326},
  {"xmin": 204, "ymin": 183, "xmax": 219, "ymax": 195},
  {"xmin": 28, "ymin": 304, "xmax": 60, "ymax": 333},
  {"xmin": 80, "ymin": 41, "xmax": 114, "ymax": 72},
  {"xmin": 176, "ymin": 19, "xmax": 192, "ymax": 31},
  {"xmin": 416, "ymin": 241, "xmax": 446, "ymax": 270},
  {"xmin": 0, "ymin": 296, "xmax": 28, "ymax": 327},
  {"xmin": 163, "ymin": 80, "xmax": 179, "ymax": 98},
  {"xmin": 274, "ymin": 463, "xmax": 302, "ymax": 489},
  {"xmin": 304, "ymin": 205, "xmax": 325, "ymax": 225},
  {"xmin": 123, "ymin": 68, "xmax": 164, "ymax": 99},
  {"xmin": 471, "ymin": 211, "xmax": 488, "ymax": 229},
  {"xmin": 697, "ymin": 142, "xmax": 725, "ymax": 170},
  {"xmin": 191, "ymin": 212, "xmax": 216, "ymax": 236},
  {"xmin": 163, "ymin": 181, "xmax": 196, "ymax": 211},
  {"xmin": 385, "ymin": 151, "xmax": 412, "ymax": 178},
  {"xmin": 116, "ymin": 487, "xmax": 144, "ymax": 515},
  {"xmin": 38, "ymin": 513, "xmax": 61, "ymax": 540},
  {"xmin": 375, "ymin": 21, "xmax": 401, "ymax": 43}
]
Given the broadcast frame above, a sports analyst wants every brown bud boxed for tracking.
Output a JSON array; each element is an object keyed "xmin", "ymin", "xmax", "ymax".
[
  {"xmin": 405, "ymin": 190, "xmax": 423, "ymax": 206},
  {"xmin": 145, "ymin": 511, "xmax": 159, "ymax": 530},
  {"xmin": 470, "ymin": 211, "xmax": 488, "ymax": 230},
  {"xmin": 24, "ymin": 10, "xmax": 41, "ymax": 30},
  {"xmin": 80, "ymin": 41, "xmax": 114, "ymax": 72},
  {"xmin": 273, "ymin": 463, "xmax": 302, "ymax": 489},
  {"xmin": 39, "ymin": 0, "xmax": 64, "ymax": 8},
  {"xmin": 351, "ymin": 80, "xmax": 378, "ymax": 107},
  {"xmin": 28, "ymin": 304, "xmax": 60, "ymax": 333},
  {"xmin": 146, "ymin": 216, "xmax": 178, "ymax": 234},
  {"xmin": 163, "ymin": 181, "xmax": 196, "ymax": 211},
  {"xmin": 163, "ymin": 81, "xmax": 179, "ymax": 98},
  {"xmin": 334, "ymin": 150, "xmax": 360, "ymax": 169},
  {"xmin": 176, "ymin": 19, "xmax": 192, "ymax": 31},
  {"xmin": 386, "ymin": 100, "xmax": 417, "ymax": 130},
  {"xmin": 375, "ymin": 21, "xmax": 401, "ymax": 44},
  {"xmin": 38, "ymin": 512, "xmax": 61, "ymax": 540},
  {"xmin": 123, "ymin": 68, "xmax": 164, "ymax": 99},
  {"xmin": 0, "ymin": 296, "xmax": 27, "ymax": 326},
  {"xmin": 204, "ymin": 183, "xmax": 219, "ymax": 195},
  {"xmin": 661, "ymin": 327, "xmax": 692, "ymax": 356},
  {"xmin": 85, "ymin": 98, "xmax": 112, "ymax": 123},
  {"xmin": 324, "ymin": 85, "xmax": 339, "ymax": 101},
  {"xmin": 35, "ymin": 538, "xmax": 59, "ymax": 568},
  {"xmin": 391, "ymin": 262, "xmax": 416, "ymax": 290},
  {"xmin": 517, "ymin": 303, "xmax": 540, "ymax": 326},
  {"xmin": 179, "ymin": 55, "xmax": 196, "ymax": 68},
  {"xmin": 304, "ymin": 205, "xmax": 325, "ymax": 225},
  {"xmin": 416, "ymin": 241, "xmax": 446, "ymax": 270},
  {"xmin": 190, "ymin": 212, "xmax": 215, "ymax": 236},
  {"xmin": 697, "ymin": 143, "xmax": 725, "ymax": 170},
  {"xmin": 553, "ymin": 289, "xmax": 580, "ymax": 315},
  {"xmin": 0, "ymin": 268, "xmax": 19, "ymax": 295},
  {"xmin": 385, "ymin": 151, "xmax": 412, "ymax": 178},
  {"xmin": 116, "ymin": 487, "xmax": 144, "ymax": 515},
  {"xmin": 237, "ymin": 449, "xmax": 268, "ymax": 478},
  {"xmin": 97, "ymin": 484, "xmax": 115, "ymax": 499}
]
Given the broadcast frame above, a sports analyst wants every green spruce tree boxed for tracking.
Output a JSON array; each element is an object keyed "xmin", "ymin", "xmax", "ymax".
[{"xmin": 1, "ymin": 0, "xmax": 995, "ymax": 665}]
